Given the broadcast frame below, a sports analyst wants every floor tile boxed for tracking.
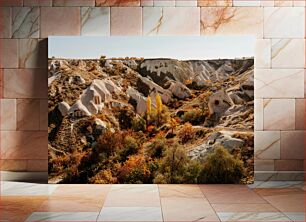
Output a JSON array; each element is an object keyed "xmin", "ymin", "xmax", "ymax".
[
  {"xmin": 217, "ymin": 212, "xmax": 291, "ymax": 221},
  {"xmin": 51, "ymin": 184, "xmax": 111, "ymax": 198},
  {"xmin": 161, "ymin": 197, "xmax": 219, "ymax": 221},
  {"xmin": 0, "ymin": 196, "xmax": 47, "ymax": 221},
  {"xmin": 1, "ymin": 181, "xmax": 58, "ymax": 196},
  {"xmin": 283, "ymin": 212, "xmax": 305, "ymax": 221},
  {"xmin": 212, "ymin": 203, "xmax": 278, "ymax": 212},
  {"xmin": 25, "ymin": 212, "xmax": 99, "ymax": 221},
  {"xmin": 158, "ymin": 184, "xmax": 204, "ymax": 198},
  {"xmin": 103, "ymin": 184, "xmax": 160, "ymax": 207},
  {"xmin": 97, "ymin": 207, "xmax": 163, "ymax": 221},
  {"xmin": 199, "ymin": 185, "xmax": 266, "ymax": 204}
]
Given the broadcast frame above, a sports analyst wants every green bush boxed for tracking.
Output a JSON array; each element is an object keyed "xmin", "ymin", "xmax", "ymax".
[
  {"xmin": 198, "ymin": 145, "xmax": 244, "ymax": 184},
  {"xmin": 181, "ymin": 109, "xmax": 204, "ymax": 125},
  {"xmin": 147, "ymin": 136, "xmax": 167, "ymax": 158},
  {"xmin": 120, "ymin": 135, "xmax": 140, "ymax": 159},
  {"xmin": 131, "ymin": 116, "xmax": 146, "ymax": 132}
]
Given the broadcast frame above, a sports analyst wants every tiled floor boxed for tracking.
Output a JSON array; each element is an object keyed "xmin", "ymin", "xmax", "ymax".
[{"xmin": 0, "ymin": 181, "xmax": 305, "ymax": 222}]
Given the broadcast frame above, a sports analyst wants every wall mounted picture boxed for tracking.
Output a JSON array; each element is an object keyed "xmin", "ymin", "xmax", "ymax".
[{"xmin": 48, "ymin": 36, "xmax": 255, "ymax": 184}]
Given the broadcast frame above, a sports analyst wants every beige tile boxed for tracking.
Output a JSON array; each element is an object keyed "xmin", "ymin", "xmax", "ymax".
[
  {"xmin": 293, "ymin": 0, "xmax": 306, "ymax": 6},
  {"xmin": 254, "ymin": 159, "xmax": 275, "ymax": 171},
  {"xmin": 158, "ymin": 184, "xmax": 204, "ymax": 198},
  {"xmin": 0, "ymin": 39, "xmax": 18, "ymax": 68},
  {"xmin": 274, "ymin": 0, "xmax": 293, "ymax": 6},
  {"xmin": 41, "ymin": 7, "xmax": 80, "ymax": 38},
  {"xmin": 280, "ymin": 131, "xmax": 304, "ymax": 160},
  {"xmin": 198, "ymin": 0, "xmax": 232, "ymax": 6},
  {"xmin": 23, "ymin": 0, "xmax": 52, "ymax": 6},
  {"xmin": 110, "ymin": 7, "xmax": 142, "ymax": 35},
  {"xmin": 255, "ymin": 69, "xmax": 304, "ymax": 98},
  {"xmin": 233, "ymin": 0, "xmax": 261, "ymax": 6},
  {"xmin": 0, "ymin": 159, "xmax": 27, "ymax": 171},
  {"xmin": 53, "ymin": 0, "xmax": 95, "ymax": 6},
  {"xmin": 212, "ymin": 203, "xmax": 278, "ymax": 212},
  {"xmin": 12, "ymin": 7, "xmax": 39, "ymax": 38},
  {"xmin": 0, "ymin": 7, "xmax": 11, "ymax": 38},
  {"xmin": 200, "ymin": 7, "xmax": 263, "ymax": 38},
  {"xmin": 0, "ymin": 99, "xmax": 16, "ymax": 131},
  {"xmin": 275, "ymin": 160, "xmax": 304, "ymax": 171},
  {"xmin": 255, "ymin": 39, "xmax": 271, "ymax": 68},
  {"xmin": 264, "ymin": 7, "xmax": 305, "ymax": 38},
  {"xmin": 161, "ymin": 197, "xmax": 219, "ymax": 221},
  {"xmin": 153, "ymin": 0, "xmax": 175, "ymax": 6},
  {"xmin": 200, "ymin": 185, "xmax": 266, "ymax": 204},
  {"xmin": 255, "ymin": 99, "xmax": 263, "ymax": 130},
  {"xmin": 141, "ymin": 0, "xmax": 153, "ymax": 6},
  {"xmin": 263, "ymin": 99, "xmax": 295, "ymax": 130},
  {"xmin": 295, "ymin": 99, "xmax": 305, "ymax": 130},
  {"xmin": 51, "ymin": 184, "xmax": 111, "ymax": 198},
  {"xmin": 103, "ymin": 184, "xmax": 160, "ymax": 207},
  {"xmin": 81, "ymin": 7, "xmax": 110, "ymax": 36},
  {"xmin": 0, "ymin": 131, "xmax": 47, "ymax": 159},
  {"xmin": 40, "ymin": 99, "xmax": 48, "ymax": 130},
  {"xmin": 176, "ymin": 0, "xmax": 197, "ymax": 6},
  {"xmin": 255, "ymin": 131, "xmax": 280, "ymax": 160},
  {"xmin": 272, "ymin": 39, "xmax": 305, "ymax": 68},
  {"xmin": 96, "ymin": 0, "xmax": 140, "ymax": 6},
  {"xmin": 143, "ymin": 7, "xmax": 200, "ymax": 35},
  {"xmin": 261, "ymin": 0, "xmax": 274, "ymax": 6},
  {"xmin": 3, "ymin": 69, "xmax": 47, "ymax": 99},
  {"xmin": 17, "ymin": 99, "xmax": 40, "ymax": 130},
  {"xmin": 19, "ymin": 39, "xmax": 48, "ymax": 68},
  {"xmin": 27, "ymin": 159, "xmax": 48, "ymax": 172}
]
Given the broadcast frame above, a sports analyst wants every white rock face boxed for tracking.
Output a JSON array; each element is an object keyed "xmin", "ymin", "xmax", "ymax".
[
  {"xmin": 69, "ymin": 100, "xmax": 92, "ymax": 117},
  {"xmin": 208, "ymin": 90, "xmax": 233, "ymax": 116},
  {"xmin": 127, "ymin": 87, "xmax": 147, "ymax": 115},
  {"xmin": 168, "ymin": 81, "xmax": 191, "ymax": 99},
  {"xmin": 58, "ymin": 101, "xmax": 70, "ymax": 116}
]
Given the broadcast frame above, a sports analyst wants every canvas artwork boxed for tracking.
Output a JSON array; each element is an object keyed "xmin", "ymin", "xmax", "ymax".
[{"xmin": 48, "ymin": 37, "xmax": 254, "ymax": 184}]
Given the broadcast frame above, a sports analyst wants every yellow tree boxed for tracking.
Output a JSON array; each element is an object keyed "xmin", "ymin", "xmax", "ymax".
[
  {"xmin": 146, "ymin": 96, "xmax": 152, "ymax": 122},
  {"xmin": 156, "ymin": 93, "xmax": 163, "ymax": 126}
]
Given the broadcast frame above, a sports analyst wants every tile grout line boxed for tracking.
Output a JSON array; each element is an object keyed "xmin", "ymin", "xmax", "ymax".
[{"xmin": 157, "ymin": 184, "xmax": 164, "ymax": 222}]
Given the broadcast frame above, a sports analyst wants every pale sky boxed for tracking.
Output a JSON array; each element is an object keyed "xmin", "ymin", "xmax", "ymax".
[{"xmin": 48, "ymin": 36, "xmax": 255, "ymax": 60}]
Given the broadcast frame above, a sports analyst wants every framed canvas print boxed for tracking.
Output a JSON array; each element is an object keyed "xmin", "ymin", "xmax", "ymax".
[{"xmin": 48, "ymin": 36, "xmax": 255, "ymax": 184}]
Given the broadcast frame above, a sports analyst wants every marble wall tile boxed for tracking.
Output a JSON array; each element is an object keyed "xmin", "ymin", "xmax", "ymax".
[
  {"xmin": 23, "ymin": 0, "xmax": 52, "ymax": 6},
  {"xmin": 293, "ymin": 0, "xmax": 305, "ymax": 6},
  {"xmin": 0, "ymin": 0, "xmax": 22, "ymax": 6},
  {"xmin": 0, "ymin": 159, "xmax": 27, "ymax": 171},
  {"xmin": 53, "ymin": 0, "xmax": 95, "ymax": 6},
  {"xmin": 255, "ymin": 39, "xmax": 271, "ymax": 68},
  {"xmin": 12, "ymin": 7, "xmax": 39, "ymax": 38},
  {"xmin": 280, "ymin": 131, "xmax": 304, "ymax": 159},
  {"xmin": 271, "ymin": 39, "xmax": 305, "ymax": 68},
  {"xmin": 3, "ymin": 69, "xmax": 47, "ymax": 99},
  {"xmin": 153, "ymin": 0, "xmax": 176, "ymax": 6},
  {"xmin": 254, "ymin": 160, "xmax": 275, "ymax": 171},
  {"xmin": 304, "ymin": 70, "xmax": 306, "ymax": 98},
  {"xmin": 176, "ymin": 0, "xmax": 197, "ymax": 6},
  {"xmin": 40, "ymin": 7, "xmax": 80, "ymax": 38},
  {"xmin": 143, "ymin": 7, "xmax": 200, "ymax": 35},
  {"xmin": 19, "ymin": 39, "xmax": 47, "ymax": 68},
  {"xmin": 263, "ymin": 99, "xmax": 295, "ymax": 130},
  {"xmin": 255, "ymin": 99, "xmax": 263, "ymax": 130},
  {"xmin": 274, "ymin": 0, "xmax": 293, "ymax": 6},
  {"xmin": 198, "ymin": 0, "xmax": 232, "ymax": 6},
  {"xmin": 275, "ymin": 160, "xmax": 304, "ymax": 171},
  {"xmin": 264, "ymin": 7, "xmax": 305, "ymax": 38},
  {"xmin": 0, "ymin": 39, "xmax": 18, "ymax": 68},
  {"xmin": 141, "ymin": 0, "xmax": 154, "ymax": 6},
  {"xmin": 40, "ymin": 99, "xmax": 48, "ymax": 130},
  {"xmin": 200, "ymin": 7, "xmax": 263, "ymax": 38},
  {"xmin": 17, "ymin": 99, "xmax": 40, "ymax": 130},
  {"xmin": 27, "ymin": 159, "xmax": 48, "ymax": 171},
  {"xmin": 96, "ymin": 0, "xmax": 140, "ymax": 6},
  {"xmin": 110, "ymin": 7, "xmax": 142, "ymax": 35},
  {"xmin": 295, "ymin": 99, "xmax": 305, "ymax": 130},
  {"xmin": 81, "ymin": 7, "xmax": 110, "ymax": 36},
  {"xmin": 0, "ymin": 7, "xmax": 11, "ymax": 38},
  {"xmin": 233, "ymin": 0, "xmax": 261, "ymax": 6},
  {"xmin": 0, "ymin": 69, "xmax": 3, "ymax": 98},
  {"xmin": 255, "ymin": 131, "xmax": 280, "ymax": 160},
  {"xmin": 260, "ymin": 0, "xmax": 274, "ymax": 6},
  {"xmin": 255, "ymin": 69, "xmax": 304, "ymax": 98},
  {"xmin": 0, "ymin": 99, "xmax": 17, "ymax": 131},
  {"xmin": 0, "ymin": 131, "xmax": 47, "ymax": 159}
]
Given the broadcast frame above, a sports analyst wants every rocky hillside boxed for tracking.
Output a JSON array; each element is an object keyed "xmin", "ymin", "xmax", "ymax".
[{"xmin": 48, "ymin": 56, "xmax": 254, "ymax": 184}]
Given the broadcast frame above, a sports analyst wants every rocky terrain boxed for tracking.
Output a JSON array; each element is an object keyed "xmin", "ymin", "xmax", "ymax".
[{"xmin": 48, "ymin": 56, "xmax": 254, "ymax": 184}]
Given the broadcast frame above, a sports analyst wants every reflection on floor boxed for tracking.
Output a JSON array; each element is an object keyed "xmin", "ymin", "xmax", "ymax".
[{"xmin": 0, "ymin": 181, "xmax": 305, "ymax": 221}]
